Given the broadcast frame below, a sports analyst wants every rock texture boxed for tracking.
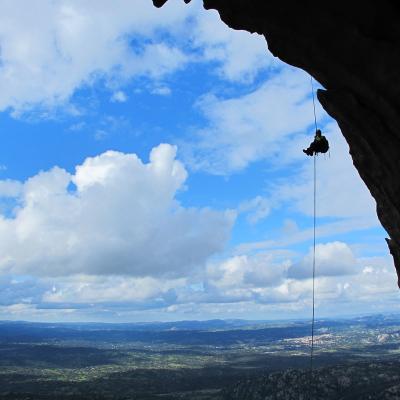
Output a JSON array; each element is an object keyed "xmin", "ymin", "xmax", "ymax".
[
  {"xmin": 153, "ymin": 0, "xmax": 400, "ymax": 286},
  {"xmin": 222, "ymin": 361, "xmax": 400, "ymax": 400}
]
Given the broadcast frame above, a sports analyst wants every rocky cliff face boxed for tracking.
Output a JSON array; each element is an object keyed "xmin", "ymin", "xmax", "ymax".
[{"xmin": 153, "ymin": 0, "xmax": 400, "ymax": 286}]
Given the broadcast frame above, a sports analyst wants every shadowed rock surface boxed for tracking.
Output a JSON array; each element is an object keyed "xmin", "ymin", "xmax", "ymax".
[{"xmin": 153, "ymin": 0, "xmax": 400, "ymax": 286}]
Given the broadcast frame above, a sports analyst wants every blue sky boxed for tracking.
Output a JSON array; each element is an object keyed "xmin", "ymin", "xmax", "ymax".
[{"xmin": 0, "ymin": 0, "xmax": 398, "ymax": 322}]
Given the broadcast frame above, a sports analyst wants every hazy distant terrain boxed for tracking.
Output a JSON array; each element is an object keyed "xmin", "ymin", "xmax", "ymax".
[{"xmin": 0, "ymin": 315, "xmax": 400, "ymax": 399}]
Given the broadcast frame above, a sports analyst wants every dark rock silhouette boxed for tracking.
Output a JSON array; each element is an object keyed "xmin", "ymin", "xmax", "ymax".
[{"xmin": 153, "ymin": 0, "xmax": 400, "ymax": 287}]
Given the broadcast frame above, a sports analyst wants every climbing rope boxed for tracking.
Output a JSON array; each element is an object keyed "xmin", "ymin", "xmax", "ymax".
[
  {"xmin": 309, "ymin": 76, "xmax": 318, "ymax": 398},
  {"xmin": 310, "ymin": 77, "xmax": 318, "ymax": 133}
]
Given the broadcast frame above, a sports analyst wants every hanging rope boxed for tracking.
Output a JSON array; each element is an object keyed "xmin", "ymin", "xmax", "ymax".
[
  {"xmin": 310, "ymin": 77, "xmax": 318, "ymax": 133},
  {"xmin": 309, "ymin": 76, "xmax": 318, "ymax": 399}
]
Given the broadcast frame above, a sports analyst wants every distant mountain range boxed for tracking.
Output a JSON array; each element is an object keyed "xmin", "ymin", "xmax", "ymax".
[
  {"xmin": 0, "ymin": 319, "xmax": 310, "ymax": 346},
  {"xmin": 1, "ymin": 314, "xmax": 399, "ymax": 346}
]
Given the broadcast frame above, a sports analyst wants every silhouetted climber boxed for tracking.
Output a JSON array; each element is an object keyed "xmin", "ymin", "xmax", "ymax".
[{"xmin": 303, "ymin": 129, "xmax": 329, "ymax": 156}]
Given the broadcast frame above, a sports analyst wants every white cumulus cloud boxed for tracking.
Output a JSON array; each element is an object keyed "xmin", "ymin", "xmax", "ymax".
[
  {"xmin": 0, "ymin": 144, "xmax": 235, "ymax": 277},
  {"xmin": 288, "ymin": 241, "xmax": 360, "ymax": 280}
]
